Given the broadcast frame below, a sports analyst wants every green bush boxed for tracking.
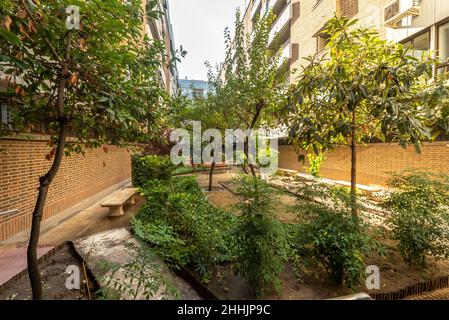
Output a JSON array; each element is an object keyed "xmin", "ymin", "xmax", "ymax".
[
  {"xmin": 233, "ymin": 176, "xmax": 289, "ymax": 297},
  {"xmin": 383, "ymin": 170, "xmax": 449, "ymax": 268},
  {"xmin": 131, "ymin": 155, "xmax": 175, "ymax": 187},
  {"xmin": 294, "ymin": 184, "xmax": 380, "ymax": 288},
  {"xmin": 133, "ymin": 177, "xmax": 237, "ymax": 282}
]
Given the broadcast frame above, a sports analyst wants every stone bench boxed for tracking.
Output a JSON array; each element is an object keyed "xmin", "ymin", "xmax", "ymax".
[{"xmin": 100, "ymin": 188, "xmax": 138, "ymax": 217}]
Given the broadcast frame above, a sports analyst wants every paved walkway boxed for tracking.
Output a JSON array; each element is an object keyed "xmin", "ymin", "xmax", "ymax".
[
  {"xmin": 0, "ymin": 246, "xmax": 53, "ymax": 286},
  {"xmin": 0, "ymin": 180, "xmax": 142, "ymax": 288}
]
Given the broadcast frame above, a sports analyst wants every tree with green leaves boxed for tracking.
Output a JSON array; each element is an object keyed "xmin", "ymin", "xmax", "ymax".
[
  {"xmin": 0, "ymin": 0, "xmax": 167, "ymax": 299},
  {"xmin": 207, "ymin": 9, "xmax": 289, "ymax": 177},
  {"xmin": 285, "ymin": 16, "xmax": 449, "ymax": 216}
]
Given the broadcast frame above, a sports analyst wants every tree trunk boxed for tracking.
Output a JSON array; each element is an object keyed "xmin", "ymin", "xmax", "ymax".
[
  {"xmin": 249, "ymin": 163, "xmax": 256, "ymax": 177},
  {"xmin": 28, "ymin": 31, "xmax": 72, "ymax": 300},
  {"xmin": 27, "ymin": 124, "xmax": 68, "ymax": 299},
  {"xmin": 241, "ymin": 164, "xmax": 249, "ymax": 174},
  {"xmin": 208, "ymin": 161, "xmax": 216, "ymax": 191},
  {"xmin": 350, "ymin": 109, "xmax": 358, "ymax": 217},
  {"xmin": 246, "ymin": 101, "xmax": 264, "ymax": 178}
]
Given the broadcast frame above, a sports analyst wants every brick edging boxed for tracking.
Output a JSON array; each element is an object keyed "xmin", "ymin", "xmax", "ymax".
[
  {"xmin": 370, "ymin": 275, "xmax": 449, "ymax": 300},
  {"xmin": 0, "ymin": 241, "xmax": 99, "ymax": 297}
]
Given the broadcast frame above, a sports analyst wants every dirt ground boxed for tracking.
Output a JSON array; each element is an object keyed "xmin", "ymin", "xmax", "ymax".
[
  {"xmin": 193, "ymin": 169, "xmax": 449, "ymax": 299},
  {"xmin": 0, "ymin": 244, "xmax": 96, "ymax": 300}
]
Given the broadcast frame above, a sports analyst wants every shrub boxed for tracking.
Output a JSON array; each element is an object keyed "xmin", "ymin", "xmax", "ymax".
[
  {"xmin": 233, "ymin": 176, "xmax": 289, "ymax": 297},
  {"xmin": 132, "ymin": 219, "xmax": 189, "ymax": 268},
  {"xmin": 131, "ymin": 155, "xmax": 175, "ymax": 187},
  {"xmin": 294, "ymin": 184, "xmax": 380, "ymax": 288},
  {"xmin": 133, "ymin": 177, "xmax": 237, "ymax": 282},
  {"xmin": 383, "ymin": 170, "xmax": 449, "ymax": 268}
]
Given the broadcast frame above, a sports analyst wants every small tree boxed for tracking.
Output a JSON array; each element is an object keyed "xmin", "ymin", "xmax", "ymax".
[
  {"xmin": 233, "ymin": 176, "xmax": 288, "ymax": 297},
  {"xmin": 207, "ymin": 9, "xmax": 289, "ymax": 176},
  {"xmin": 0, "ymin": 0, "xmax": 166, "ymax": 299},
  {"xmin": 286, "ymin": 16, "xmax": 449, "ymax": 216}
]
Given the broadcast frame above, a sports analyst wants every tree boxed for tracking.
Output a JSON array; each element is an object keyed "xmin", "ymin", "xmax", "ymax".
[
  {"xmin": 285, "ymin": 16, "xmax": 449, "ymax": 216},
  {"xmin": 207, "ymin": 9, "xmax": 289, "ymax": 177},
  {"xmin": 0, "ymin": 0, "xmax": 166, "ymax": 299}
]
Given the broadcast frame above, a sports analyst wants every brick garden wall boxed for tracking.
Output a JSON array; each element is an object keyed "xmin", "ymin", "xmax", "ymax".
[
  {"xmin": 278, "ymin": 142, "xmax": 449, "ymax": 186},
  {"xmin": 0, "ymin": 136, "xmax": 132, "ymax": 241}
]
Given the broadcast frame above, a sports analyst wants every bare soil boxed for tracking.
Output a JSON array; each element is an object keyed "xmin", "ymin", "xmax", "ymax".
[{"xmin": 0, "ymin": 244, "xmax": 97, "ymax": 300}]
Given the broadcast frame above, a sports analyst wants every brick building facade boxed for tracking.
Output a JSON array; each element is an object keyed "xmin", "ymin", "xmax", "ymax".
[
  {"xmin": 0, "ymin": 0, "xmax": 178, "ymax": 241},
  {"xmin": 0, "ymin": 136, "xmax": 132, "ymax": 241}
]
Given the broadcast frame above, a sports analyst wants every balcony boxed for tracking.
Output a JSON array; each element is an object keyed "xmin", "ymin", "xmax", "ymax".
[
  {"xmin": 384, "ymin": 0, "xmax": 420, "ymax": 28},
  {"xmin": 278, "ymin": 41, "xmax": 291, "ymax": 68},
  {"xmin": 251, "ymin": 0, "xmax": 262, "ymax": 21},
  {"xmin": 265, "ymin": 0, "xmax": 287, "ymax": 17},
  {"xmin": 268, "ymin": 2, "xmax": 291, "ymax": 46}
]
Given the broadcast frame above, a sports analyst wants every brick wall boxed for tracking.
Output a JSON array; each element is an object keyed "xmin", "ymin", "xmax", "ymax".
[
  {"xmin": 0, "ymin": 136, "xmax": 132, "ymax": 240},
  {"xmin": 278, "ymin": 142, "xmax": 449, "ymax": 186}
]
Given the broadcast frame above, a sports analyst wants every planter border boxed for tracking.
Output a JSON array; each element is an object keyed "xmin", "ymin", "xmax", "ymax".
[
  {"xmin": 369, "ymin": 275, "xmax": 449, "ymax": 300},
  {"xmin": 0, "ymin": 241, "xmax": 99, "ymax": 298}
]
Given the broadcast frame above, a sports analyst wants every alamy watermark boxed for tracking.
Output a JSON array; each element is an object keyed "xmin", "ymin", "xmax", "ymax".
[
  {"xmin": 170, "ymin": 121, "xmax": 279, "ymax": 177},
  {"xmin": 65, "ymin": 5, "xmax": 80, "ymax": 30}
]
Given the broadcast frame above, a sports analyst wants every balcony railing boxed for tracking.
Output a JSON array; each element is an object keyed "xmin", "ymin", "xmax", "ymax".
[
  {"xmin": 268, "ymin": 2, "xmax": 291, "ymax": 46},
  {"xmin": 384, "ymin": 0, "xmax": 420, "ymax": 28},
  {"xmin": 251, "ymin": 0, "xmax": 262, "ymax": 21},
  {"xmin": 265, "ymin": 0, "xmax": 285, "ymax": 16},
  {"xmin": 277, "ymin": 41, "xmax": 291, "ymax": 68}
]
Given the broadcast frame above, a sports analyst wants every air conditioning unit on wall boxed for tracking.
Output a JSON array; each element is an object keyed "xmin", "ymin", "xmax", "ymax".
[{"xmin": 384, "ymin": 0, "xmax": 421, "ymax": 28}]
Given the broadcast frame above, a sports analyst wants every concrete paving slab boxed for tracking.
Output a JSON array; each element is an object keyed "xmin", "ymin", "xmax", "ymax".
[{"xmin": 0, "ymin": 246, "xmax": 53, "ymax": 286}]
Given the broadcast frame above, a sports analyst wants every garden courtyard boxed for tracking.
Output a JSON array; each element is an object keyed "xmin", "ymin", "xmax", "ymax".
[
  {"xmin": 1, "ymin": 165, "xmax": 449, "ymax": 300},
  {"xmin": 1, "ymin": 0, "xmax": 449, "ymax": 304}
]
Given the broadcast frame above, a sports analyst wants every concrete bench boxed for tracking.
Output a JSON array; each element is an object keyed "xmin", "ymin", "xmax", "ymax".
[{"xmin": 100, "ymin": 188, "xmax": 138, "ymax": 217}]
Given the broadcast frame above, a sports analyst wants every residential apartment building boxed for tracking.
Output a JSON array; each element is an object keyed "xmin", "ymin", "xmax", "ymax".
[
  {"xmin": 385, "ymin": 0, "xmax": 449, "ymax": 76},
  {"xmin": 142, "ymin": 0, "xmax": 180, "ymax": 96},
  {"xmin": 241, "ymin": 0, "xmax": 392, "ymax": 83},
  {"xmin": 179, "ymin": 78, "xmax": 211, "ymax": 99},
  {"xmin": 240, "ymin": 0, "xmax": 449, "ymax": 186},
  {"xmin": 0, "ymin": 1, "xmax": 179, "ymax": 241}
]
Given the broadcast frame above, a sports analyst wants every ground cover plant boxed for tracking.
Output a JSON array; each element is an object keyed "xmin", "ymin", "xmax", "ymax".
[{"xmin": 132, "ymin": 176, "xmax": 237, "ymax": 282}]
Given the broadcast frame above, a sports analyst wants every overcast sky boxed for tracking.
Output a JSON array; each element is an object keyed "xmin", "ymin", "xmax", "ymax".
[{"xmin": 169, "ymin": 0, "xmax": 245, "ymax": 81}]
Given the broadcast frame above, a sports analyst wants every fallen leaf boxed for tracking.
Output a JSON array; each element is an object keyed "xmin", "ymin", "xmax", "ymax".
[
  {"xmin": 17, "ymin": 10, "xmax": 28, "ymax": 19},
  {"xmin": 79, "ymin": 38, "xmax": 86, "ymax": 51},
  {"xmin": 15, "ymin": 86, "xmax": 25, "ymax": 96},
  {"xmin": 102, "ymin": 146, "xmax": 109, "ymax": 154},
  {"xmin": 19, "ymin": 24, "xmax": 28, "ymax": 35},
  {"xmin": 69, "ymin": 73, "xmax": 78, "ymax": 85},
  {"xmin": 28, "ymin": 21, "xmax": 36, "ymax": 33},
  {"xmin": 2, "ymin": 16, "xmax": 12, "ymax": 31}
]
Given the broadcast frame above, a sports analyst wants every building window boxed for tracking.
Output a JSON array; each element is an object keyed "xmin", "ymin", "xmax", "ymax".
[
  {"xmin": 438, "ymin": 22, "xmax": 449, "ymax": 75},
  {"xmin": 337, "ymin": 0, "xmax": 359, "ymax": 19},
  {"xmin": 316, "ymin": 33, "xmax": 330, "ymax": 52},
  {"xmin": 402, "ymin": 30, "xmax": 430, "ymax": 59},
  {"xmin": 192, "ymin": 88, "xmax": 204, "ymax": 99},
  {"xmin": 0, "ymin": 103, "xmax": 11, "ymax": 128}
]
